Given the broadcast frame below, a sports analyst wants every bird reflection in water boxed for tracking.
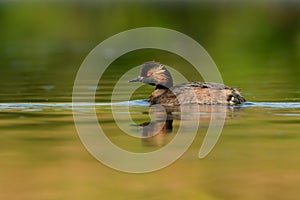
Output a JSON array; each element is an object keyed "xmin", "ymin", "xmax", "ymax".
[{"xmin": 138, "ymin": 104, "xmax": 241, "ymax": 147}]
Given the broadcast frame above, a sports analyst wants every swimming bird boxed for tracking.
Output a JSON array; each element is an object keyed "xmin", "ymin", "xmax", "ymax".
[{"xmin": 129, "ymin": 61, "xmax": 246, "ymax": 106}]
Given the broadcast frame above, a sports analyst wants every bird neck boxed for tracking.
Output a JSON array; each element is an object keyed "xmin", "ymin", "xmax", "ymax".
[{"xmin": 155, "ymin": 85, "xmax": 170, "ymax": 90}]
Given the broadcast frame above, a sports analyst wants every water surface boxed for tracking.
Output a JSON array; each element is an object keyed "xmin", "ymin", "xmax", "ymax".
[
  {"xmin": 1, "ymin": 1, "xmax": 300, "ymax": 199},
  {"xmin": 1, "ymin": 100, "xmax": 300, "ymax": 200}
]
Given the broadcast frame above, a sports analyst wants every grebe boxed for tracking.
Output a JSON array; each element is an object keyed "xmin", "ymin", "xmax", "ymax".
[{"xmin": 129, "ymin": 61, "xmax": 246, "ymax": 106}]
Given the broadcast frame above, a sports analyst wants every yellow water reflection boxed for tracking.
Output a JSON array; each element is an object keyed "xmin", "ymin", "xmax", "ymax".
[{"xmin": 1, "ymin": 105, "xmax": 300, "ymax": 200}]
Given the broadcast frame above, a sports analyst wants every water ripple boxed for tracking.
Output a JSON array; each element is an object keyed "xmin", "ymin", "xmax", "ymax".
[
  {"xmin": 240, "ymin": 102, "xmax": 300, "ymax": 109},
  {"xmin": 0, "ymin": 101, "xmax": 299, "ymax": 111}
]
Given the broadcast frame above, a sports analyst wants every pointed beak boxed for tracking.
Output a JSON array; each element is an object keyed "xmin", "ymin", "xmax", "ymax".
[{"xmin": 129, "ymin": 76, "xmax": 143, "ymax": 82}]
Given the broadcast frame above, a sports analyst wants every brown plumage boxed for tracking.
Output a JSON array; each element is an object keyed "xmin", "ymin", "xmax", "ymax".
[{"xmin": 129, "ymin": 61, "xmax": 246, "ymax": 106}]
